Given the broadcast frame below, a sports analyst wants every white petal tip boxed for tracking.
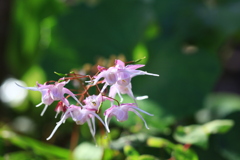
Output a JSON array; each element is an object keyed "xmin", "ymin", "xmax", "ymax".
[{"xmin": 136, "ymin": 96, "xmax": 148, "ymax": 100}]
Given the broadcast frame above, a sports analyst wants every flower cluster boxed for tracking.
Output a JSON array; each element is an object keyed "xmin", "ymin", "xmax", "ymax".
[{"xmin": 17, "ymin": 59, "xmax": 159, "ymax": 140}]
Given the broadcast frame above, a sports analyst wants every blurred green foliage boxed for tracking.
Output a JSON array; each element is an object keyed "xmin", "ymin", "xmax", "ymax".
[{"xmin": 1, "ymin": 0, "xmax": 240, "ymax": 159}]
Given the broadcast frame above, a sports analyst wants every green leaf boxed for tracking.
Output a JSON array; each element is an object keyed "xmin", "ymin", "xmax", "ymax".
[
  {"xmin": 173, "ymin": 119, "xmax": 234, "ymax": 149},
  {"xmin": 173, "ymin": 125, "xmax": 208, "ymax": 149},
  {"xmin": 147, "ymin": 137, "xmax": 198, "ymax": 160},
  {"xmin": 102, "ymin": 148, "xmax": 115, "ymax": 160},
  {"xmin": 147, "ymin": 137, "xmax": 174, "ymax": 149},
  {"xmin": 102, "ymin": 148, "xmax": 125, "ymax": 160},
  {"xmin": 3, "ymin": 151, "xmax": 43, "ymax": 160},
  {"xmin": 173, "ymin": 145, "xmax": 198, "ymax": 160},
  {"xmin": 204, "ymin": 93, "xmax": 240, "ymax": 118},
  {"xmin": 124, "ymin": 145, "xmax": 139, "ymax": 158},
  {"xmin": 203, "ymin": 120, "xmax": 234, "ymax": 134},
  {"xmin": 138, "ymin": 155, "xmax": 158, "ymax": 160},
  {"xmin": 0, "ymin": 127, "xmax": 70, "ymax": 159}
]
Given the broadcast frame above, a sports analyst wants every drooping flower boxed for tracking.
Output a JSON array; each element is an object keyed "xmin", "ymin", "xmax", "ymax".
[
  {"xmin": 46, "ymin": 105, "xmax": 109, "ymax": 140},
  {"xmin": 16, "ymin": 80, "xmax": 82, "ymax": 116},
  {"xmin": 114, "ymin": 60, "xmax": 159, "ymax": 86},
  {"xmin": 82, "ymin": 94, "xmax": 113, "ymax": 111},
  {"xmin": 83, "ymin": 94, "xmax": 104, "ymax": 110},
  {"xmin": 104, "ymin": 103, "xmax": 153, "ymax": 132},
  {"xmin": 92, "ymin": 59, "xmax": 159, "ymax": 93},
  {"xmin": 109, "ymin": 83, "xmax": 148, "ymax": 103},
  {"xmin": 54, "ymin": 101, "xmax": 67, "ymax": 118}
]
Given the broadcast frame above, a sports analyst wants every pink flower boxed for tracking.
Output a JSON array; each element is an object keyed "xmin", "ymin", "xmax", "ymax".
[
  {"xmin": 83, "ymin": 94, "xmax": 103, "ymax": 110},
  {"xmin": 109, "ymin": 82, "xmax": 148, "ymax": 103},
  {"xmin": 114, "ymin": 60, "xmax": 159, "ymax": 86},
  {"xmin": 54, "ymin": 101, "xmax": 67, "ymax": 118},
  {"xmin": 46, "ymin": 105, "xmax": 109, "ymax": 140},
  {"xmin": 104, "ymin": 103, "xmax": 153, "ymax": 132},
  {"xmin": 83, "ymin": 94, "xmax": 111, "ymax": 110},
  {"xmin": 16, "ymin": 80, "xmax": 82, "ymax": 116},
  {"xmin": 92, "ymin": 59, "xmax": 159, "ymax": 93}
]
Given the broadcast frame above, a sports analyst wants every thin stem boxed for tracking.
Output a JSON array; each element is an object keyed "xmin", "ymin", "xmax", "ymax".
[{"xmin": 103, "ymin": 95, "xmax": 120, "ymax": 106}]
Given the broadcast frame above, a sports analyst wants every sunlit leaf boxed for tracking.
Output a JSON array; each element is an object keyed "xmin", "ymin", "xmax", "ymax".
[
  {"xmin": 173, "ymin": 119, "xmax": 234, "ymax": 149},
  {"xmin": 173, "ymin": 145, "xmax": 198, "ymax": 160},
  {"xmin": 203, "ymin": 120, "xmax": 234, "ymax": 134},
  {"xmin": 133, "ymin": 43, "xmax": 148, "ymax": 64},
  {"xmin": 147, "ymin": 136, "xmax": 198, "ymax": 160},
  {"xmin": 0, "ymin": 127, "xmax": 70, "ymax": 159},
  {"xmin": 174, "ymin": 125, "xmax": 208, "ymax": 148},
  {"xmin": 138, "ymin": 155, "xmax": 159, "ymax": 160},
  {"xmin": 147, "ymin": 137, "xmax": 174, "ymax": 149},
  {"xmin": 124, "ymin": 145, "xmax": 139, "ymax": 159}
]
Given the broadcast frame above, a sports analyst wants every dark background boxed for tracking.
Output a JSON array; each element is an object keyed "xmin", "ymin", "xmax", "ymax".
[{"xmin": 1, "ymin": 0, "xmax": 240, "ymax": 159}]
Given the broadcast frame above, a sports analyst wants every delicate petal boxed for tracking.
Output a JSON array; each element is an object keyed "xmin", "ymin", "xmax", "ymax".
[
  {"xmin": 115, "ymin": 59, "xmax": 125, "ymax": 68},
  {"xmin": 104, "ymin": 103, "xmax": 153, "ymax": 131},
  {"xmin": 37, "ymin": 82, "xmax": 54, "ymax": 89},
  {"xmin": 15, "ymin": 83, "xmax": 39, "ymax": 91},
  {"xmin": 40, "ymin": 104, "xmax": 49, "ymax": 116},
  {"xmin": 62, "ymin": 88, "xmax": 82, "ymax": 106},
  {"xmin": 55, "ymin": 112, "xmax": 60, "ymax": 118},
  {"xmin": 36, "ymin": 102, "xmax": 43, "ymax": 107},
  {"xmin": 97, "ymin": 65, "xmax": 106, "ymax": 71},
  {"xmin": 117, "ymin": 89, "xmax": 124, "ymax": 103},
  {"xmin": 50, "ymin": 87, "xmax": 61, "ymax": 100},
  {"xmin": 46, "ymin": 114, "xmax": 67, "ymax": 140},
  {"xmin": 126, "ymin": 64, "xmax": 145, "ymax": 70},
  {"xmin": 104, "ymin": 114, "xmax": 110, "ymax": 133},
  {"xmin": 55, "ymin": 102, "xmax": 67, "ymax": 118},
  {"xmin": 136, "ymin": 95, "xmax": 148, "ymax": 100},
  {"xmin": 41, "ymin": 90, "xmax": 54, "ymax": 105},
  {"xmin": 100, "ymin": 83, "xmax": 108, "ymax": 93},
  {"xmin": 115, "ymin": 109, "xmax": 128, "ymax": 121},
  {"xmin": 109, "ymin": 85, "xmax": 117, "ymax": 99},
  {"xmin": 87, "ymin": 119, "xmax": 95, "ymax": 138},
  {"xmin": 130, "ymin": 108, "xmax": 150, "ymax": 129},
  {"xmin": 110, "ymin": 83, "xmax": 133, "ymax": 103},
  {"xmin": 130, "ymin": 70, "xmax": 159, "ymax": 78},
  {"xmin": 116, "ymin": 71, "xmax": 131, "ymax": 86},
  {"xmin": 129, "ymin": 105, "xmax": 154, "ymax": 116},
  {"xmin": 93, "ymin": 71, "xmax": 106, "ymax": 85},
  {"xmin": 61, "ymin": 97, "xmax": 70, "ymax": 107},
  {"xmin": 91, "ymin": 117, "xmax": 96, "ymax": 136},
  {"xmin": 105, "ymin": 71, "xmax": 117, "ymax": 85},
  {"xmin": 91, "ymin": 112, "xmax": 110, "ymax": 133}
]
